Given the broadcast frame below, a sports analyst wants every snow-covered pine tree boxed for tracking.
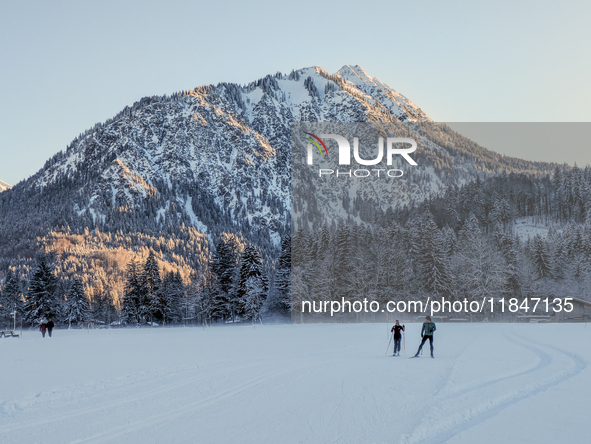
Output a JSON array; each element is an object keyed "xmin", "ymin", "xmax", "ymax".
[
  {"xmin": 493, "ymin": 227, "xmax": 522, "ymax": 297},
  {"xmin": 491, "ymin": 197, "xmax": 513, "ymax": 231},
  {"xmin": 142, "ymin": 250, "xmax": 162, "ymax": 325},
  {"xmin": 441, "ymin": 225, "xmax": 457, "ymax": 257},
  {"xmin": 291, "ymin": 229, "xmax": 303, "ymax": 268},
  {"xmin": 532, "ymin": 235, "xmax": 551, "ymax": 279},
  {"xmin": 365, "ymin": 227, "xmax": 392, "ymax": 303},
  {"xmin": 122, "ymin": 258, "xmax": 142, "ymax": 324},
  {"xmin": 161, "ymin": 271, "xmax": 184, "ymax": 324},
  {"xmin": 64, "ymin": 278, "xmax": 90, "ymax": 328},
  {"xmin": 385, "ymin": 223, "xmax": 414, "ymax": 295},
  {"xmin": 0, "ymin": 270, "xmax": 23, "ymax": 328},
  {"xmin": 334, "ymin": 221, "xmax": 352, "ymax": 285},
  {"xmin": 273, "ymin": 234, "xmax": 291, "ymax": 313},
  {"xmin": 455, "ymin": 214, "xmax": 506, "ymax": 301},
  {"xmin": 547, "ymin": 226, "xmax": 565, "ymax": 280},
  {"xmin": 290, "ymin": 267, "xmax": 309, "ymax": 323},
  {"xmin": 211, "ymin": 233, "xmax": 245, "ymax": 321},
  {"xmin": 194, "ymin": 278, "xmax": 214, "ymax": 326},
  {"xmin": 417, "ymin": 212, "xmax": 453, "ymax": 296},
  {"xmin": 208, "ymin": 279, "xmax": 229, "ymax": 323},
  {"xmin": 24, "ymin": 257, "xmax": 60, "ymax": 326},
  {"xmin": 237, "ymin": 244, "xmax": 268, "ymax": 323}
]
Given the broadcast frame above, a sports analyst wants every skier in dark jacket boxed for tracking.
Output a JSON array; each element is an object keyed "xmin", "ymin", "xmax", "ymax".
[
  {"xmin": 40, "ymin": 322, "xmax": 47, "ymax": 338},
  {"xmin": 414, "ymin": 316, "xmax": 436, "ymax": 358},
  {"xmin": 47, "ymin": 319, "xmax": 54, "ymax": 337},
  {"xmin": 391, "ymin": 320, "xmax": 405, "ymax": 356}
]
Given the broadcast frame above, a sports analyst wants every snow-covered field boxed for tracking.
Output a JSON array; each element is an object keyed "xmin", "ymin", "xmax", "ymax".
[
  {"xmin": 513, "ymin": 217, "xmax": 555, "ymax": 241},
  {"xmin": 1, "ymin": 323, "xmax": 589, "ymax": 444}
]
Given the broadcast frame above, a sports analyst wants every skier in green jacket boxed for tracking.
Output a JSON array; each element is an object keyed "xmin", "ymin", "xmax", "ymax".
[{"xmin": 414, "ymin": 315, "xmax": 436, "ymax": 358}]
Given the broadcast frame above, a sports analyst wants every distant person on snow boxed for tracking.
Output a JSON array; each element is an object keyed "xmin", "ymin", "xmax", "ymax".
[
  {"xmin": 414, "ymin": 316, "xmax": 436, "ymax": 358},
  {"xmin": 40, "ymin": 321, "xmax": 47, "ymax": 338},
  {"xmin": 391, "ymin": 320, "xmax": 405, "ymax": 356},
  {"xmin": 47, "ymin": 319, "xmax": 55, "ymax": 337}
]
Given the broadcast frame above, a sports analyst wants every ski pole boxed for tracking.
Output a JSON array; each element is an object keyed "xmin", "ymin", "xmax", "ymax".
[
  {"xmin": 385, "ymin": 331, "xmax": 393, "ymax": 357},
  {"xmin": 403, "ymin": 330, "xmax": 406, "ymax": 357}
]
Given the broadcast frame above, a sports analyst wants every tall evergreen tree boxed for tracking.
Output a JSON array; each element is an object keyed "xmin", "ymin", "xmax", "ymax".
[
  {"xmin": 0, "ymin": 270, "xmax": 23, "ymax": 328},
  {"xmin": 122, "ymin": 258, "xmax": 142, "ymax": 324},
  {"xmin": 237, "ymin": 244, "xmax": 268, "ymax": 323},
  {"xmin": 64, "ymin": 278, "xmax": 90, "ymax": 328},
  {"xmin": 532, "ymin": 235, "xmax": 551, "ymax": 279},
  {"xmin": 455, "ymin": 215, "xmax": 506, "ymax": 300},
  {"xmin": 211, "ymin": 233, "xmax": 245, "ymax": 321},
  {"xmin": 24, "ymin": 257, "xmax": 60, "ymax": 325},
  {"xmin": 208, "ymin": 278, "xmax": 228, "ymax": 322},
  {"xmin": 161, "ymin": 270, "xmax": 184, "ymax": 324},
  {"xmin": 274, "ymin": 234, "xmax": 291, "ymax": 313},
  {"xmin": 143, "ymin": 250, "xmax": 162, "ymax": 324},
  {"xmin": 416, "ymin": 212, "xmax": 453, "ymax": 296},
  {"xmin": 493, "ymin": 228, "xmax": 522, "ymax": 297}
]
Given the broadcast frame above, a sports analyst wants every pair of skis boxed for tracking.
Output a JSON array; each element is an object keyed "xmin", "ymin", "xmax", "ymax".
[{"xmin": 385, "ymin": 330, "xmax": 434, "ymax": 358}]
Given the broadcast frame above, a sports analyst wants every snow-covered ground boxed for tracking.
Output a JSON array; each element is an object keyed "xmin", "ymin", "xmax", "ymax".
[
  {"xmin": 0, "ymin": 323, "xmax": 589, "ymax": 443},
  {"xmin": 513, "ymin": 217, "xmax": 556, "ymax": 242}
]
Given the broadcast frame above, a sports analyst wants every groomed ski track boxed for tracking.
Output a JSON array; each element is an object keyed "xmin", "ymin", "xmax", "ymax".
[{"xmin": 0, "ymin": 323, "xmax": 588, "ymax": 443}]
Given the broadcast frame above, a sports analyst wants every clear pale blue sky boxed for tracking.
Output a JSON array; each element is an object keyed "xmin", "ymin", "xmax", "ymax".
[{"xmin": 1, "ymin": 0, "xmax": 590, "ymax": 185}]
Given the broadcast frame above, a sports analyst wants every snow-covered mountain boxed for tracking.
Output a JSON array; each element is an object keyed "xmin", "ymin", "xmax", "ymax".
[
  {"xmin": 25, "ymin": 65, "xmax": 432, "ymax": 238},
  {"xmin": 0, "ymin": 65, "xmax": 557, "ymax": 260},
  {"xmin": 0, "ymin": 179, "xmax": 11, "ymax": 192}
]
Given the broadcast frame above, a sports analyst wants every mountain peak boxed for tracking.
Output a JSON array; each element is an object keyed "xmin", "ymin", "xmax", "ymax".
[
  {"xmin": 337, "ymin": 64, "xmax": 373, "ymax": 82},
  {"xmin": 0, "ymin": 179, "xmax": 11, "ymax": 192}
]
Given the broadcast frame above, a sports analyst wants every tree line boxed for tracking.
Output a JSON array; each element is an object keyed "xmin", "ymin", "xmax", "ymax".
[
  {"xmin": 0, "ymin": 233, "xmax": 291, "ymax": 329},
  {"xmin": 291, "ymin": 167, "xmax": 591, "ymax": 320},
  {"xmin": 3, "ymin": 165, "xmax": 591, "ymax": 326}
]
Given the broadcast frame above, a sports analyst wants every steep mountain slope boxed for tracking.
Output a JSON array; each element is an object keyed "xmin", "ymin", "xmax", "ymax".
[{"xmin": 0, "ymin": 65, "xmax": 557, "ymax": 267}]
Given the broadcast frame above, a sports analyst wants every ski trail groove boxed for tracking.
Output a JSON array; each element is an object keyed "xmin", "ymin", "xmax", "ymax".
[
  {"xmin": 70, "ymin": 364, "xmax": 316, "ymax": 444},
  {"xmin": 435, "ymin": 330, "xmax": 551, "ymax": 401},
  {"xmin": 400, "ymin": 330, "xmax": 586, "ymax": 444},
  {"xmin": 0, "ymin": 361, "xmax": 261, "ymax": 436}
]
